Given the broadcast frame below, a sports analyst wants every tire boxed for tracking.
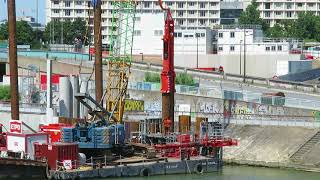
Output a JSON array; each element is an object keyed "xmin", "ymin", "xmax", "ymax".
[
  {"xmin": 194, "ymin": 163, "xmax": 203, "ymax": 174},
  {"xmin": 140, "ymin": 168, "xmax": 150, "ymax": 177}
]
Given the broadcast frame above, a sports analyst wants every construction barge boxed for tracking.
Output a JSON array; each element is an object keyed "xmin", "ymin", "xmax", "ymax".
[{"xmin": 49, "ymin": 157, "xmax": 221, "ymax": 179}]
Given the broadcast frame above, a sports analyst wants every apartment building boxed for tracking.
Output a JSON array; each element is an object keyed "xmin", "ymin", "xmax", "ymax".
[
  {"xmin": 257, "ymin": 0, "xmax": 320, "ymax": 26},
  {"xmin": 46, "ymin": 0, "xmax": 245, "ymax": 44}
]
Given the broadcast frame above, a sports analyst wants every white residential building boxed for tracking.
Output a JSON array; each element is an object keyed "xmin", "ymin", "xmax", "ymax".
[
  {"xmin": 256, "ymin": 0, "xmax": 320, "ymax": 27},
  {"xmin": 133, "ymin": 12, "xmax": 214, "ymax": 55},
  {"xmin": 214, "ymin": 25, "xmax": 303, "ymax": 55},
  {"xmin": 46, "ymin": 0, "xmax": 245, "ymax": 44}
]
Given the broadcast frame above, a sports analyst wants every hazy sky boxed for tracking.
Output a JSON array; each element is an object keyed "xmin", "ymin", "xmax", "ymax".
[{"xmin": 0, "ymin": 0, "xmax": 46, "ymax": 24}]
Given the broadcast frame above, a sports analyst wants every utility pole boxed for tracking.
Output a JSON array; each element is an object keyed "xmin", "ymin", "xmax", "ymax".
[
  {"xmin": 196, "ymin": 34, "xmax": 199, "ymax": 68},
  {"xmin": 93, "ymin": 0, "xmax": 103, "ymax": 103},
  {"xmin": 240, "ymin": 40, "xmax": 242, "ymax": 75},
  {"xmin": 243, "ymin": 28, "xmax": 246, "ymax": 82},
  {"xmin": 7, "ymin": 0, "xmax": 20, "ymax": 120}
]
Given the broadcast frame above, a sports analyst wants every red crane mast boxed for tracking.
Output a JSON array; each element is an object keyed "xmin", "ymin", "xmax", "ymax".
[{"xmin": 159, "ymin": 0, "xmax": 176, "ymax": 134}]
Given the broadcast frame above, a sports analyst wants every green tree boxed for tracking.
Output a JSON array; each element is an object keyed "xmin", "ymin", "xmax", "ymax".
[
  {"xmin": 0, "ymin": 86, "xmax": 11, "ymax": 101},
  {"xmin": 44, "ymin": 18, "xmax": 87, "ymax": 45},
  {"xmin": 16, "ymin": 21, "xmax": 35, "ymax": 45},
  {"xmin": 239, "ymin": 0, "xmax": 268, "ymax": 31},
  {"xmin": 0, "ymin": 22, "xmax": 8, "ymax": 40},
  {"xmin": 0, "ymin": 21, "xmax": 35, "ymax": 45}
]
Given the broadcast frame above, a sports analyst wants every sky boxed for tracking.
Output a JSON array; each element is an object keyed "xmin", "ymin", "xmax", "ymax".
[{"xmin": 0, "ymin": 0, "xmax": 46, "ymax": 24}]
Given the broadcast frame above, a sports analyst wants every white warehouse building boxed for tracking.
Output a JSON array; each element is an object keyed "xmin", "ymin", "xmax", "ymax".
[
  {"xmin": 133, "ymin": 12, "xmax": 214, "ymax": 55},
  {"xmin": 214, "ymin": 25, "xmax": 303, "ymax": 55}
]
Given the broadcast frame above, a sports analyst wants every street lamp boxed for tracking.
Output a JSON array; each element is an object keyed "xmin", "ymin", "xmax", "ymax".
[
  {"xmin": 196, "ymin": 33, "xmax": 199, "ymax": 68},
  {"xmin": 240, "ymin": 40, "xmax": 242, "ymax": 75},
  {"xmin": 139, "ymin": 52, "xmax": 144, "ymax": 63}
]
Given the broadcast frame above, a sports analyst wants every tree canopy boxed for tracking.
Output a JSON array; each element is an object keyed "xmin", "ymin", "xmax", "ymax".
[
  {"xmin": 44, "ymin": 18, "xmax": 87, "ymax": 45},
  {"xmin": 239, "ymin": 0, "xmax": 268, "ymax": 31},
  {"xmin": 0, "ymin": 21, "xmax": 36, "ymax": 45},
  {"xmin": 266, "ymin": 12, "xmax": 320, "ymax": 41}
]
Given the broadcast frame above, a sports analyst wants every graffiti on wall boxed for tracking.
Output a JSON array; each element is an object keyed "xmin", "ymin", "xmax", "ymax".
[
  {"xmin": 198, "ymin": 101, "xmax": 221, "ymax": 114},
  {"xmin": 124, "ymin": 99, "xmax": 144, "ymax": 111}
]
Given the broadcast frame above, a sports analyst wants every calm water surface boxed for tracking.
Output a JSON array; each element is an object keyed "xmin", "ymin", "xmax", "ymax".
[{"xmin": 100, "ymin": 165, "xmax": 319, "ymax": 180}]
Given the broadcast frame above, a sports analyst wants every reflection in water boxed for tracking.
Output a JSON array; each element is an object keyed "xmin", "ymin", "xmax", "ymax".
[{"xmin": 97, "ymin": 165, "xmax": 319, "ymax": 180}]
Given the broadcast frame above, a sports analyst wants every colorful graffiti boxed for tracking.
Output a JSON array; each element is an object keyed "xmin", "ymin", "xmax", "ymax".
[{"xmin": 124, "ymin": 99, "xmax": 144, "ymax": 111}]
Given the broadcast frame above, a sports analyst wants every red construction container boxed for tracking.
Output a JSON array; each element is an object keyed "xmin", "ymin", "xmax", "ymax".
[
  {"xmin": 39, "ymin": 123, "xmax": 72, "ymax": 142},
  {"xmin": 34, "ymin": 143, "xmax": 79, "ymax": 170},
  {"xmin": 177, "ymin": 134, "xmax": 191, "ymax": 144}
]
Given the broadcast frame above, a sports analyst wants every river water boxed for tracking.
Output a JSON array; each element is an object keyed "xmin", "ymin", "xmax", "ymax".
[{"xmin": 103, "ymin": 165, "xmax": 319, "ymax": 180}]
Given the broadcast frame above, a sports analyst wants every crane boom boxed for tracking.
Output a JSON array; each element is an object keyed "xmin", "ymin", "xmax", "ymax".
[{"xmin": 159, "ymin": 0, "xmax": 176, "ymax": 134}]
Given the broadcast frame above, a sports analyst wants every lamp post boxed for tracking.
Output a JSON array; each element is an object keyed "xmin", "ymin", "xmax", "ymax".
[
  {"xmin": 196, "ymin": 33, "xmax": 199, "ymax": 68},
  {"xmin": 139, "ymin": 52, "xmax": 144, "ymax": 63},
  {"xmin": 240, "ymin": 40, "xmax": 242, "ymax": 75},
  {"xmin": 243, "ymin": 28, "xmax": 246, "ymax": 83}
]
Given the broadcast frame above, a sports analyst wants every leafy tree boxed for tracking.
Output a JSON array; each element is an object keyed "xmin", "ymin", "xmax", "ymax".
[
  {"xmin": 239, "ymin": 0, "xmax": 268, "ymax": 31},
  {"xmin": 0, "ymin": 22, "xmax": 8, "ymax": 40},
  {"xmin": 0, "ymin": 21, "xmax": 35, "ymax": 45},
  {"xmin": 16, "ymin": 21, "xmax": 35, "ymax": 45},
  {"xmin": 0, "ymin": 85, "xmax": 11, "ymax": 101},
  {"xmin": 44, "ymin": 18, "xmax": 87, "ymax": 45}
]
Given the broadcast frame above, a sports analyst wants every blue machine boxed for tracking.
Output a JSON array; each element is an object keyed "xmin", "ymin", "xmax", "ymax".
[{"xmin": 61, "ymin": 123, "xmax": 125, "ymax": 149}]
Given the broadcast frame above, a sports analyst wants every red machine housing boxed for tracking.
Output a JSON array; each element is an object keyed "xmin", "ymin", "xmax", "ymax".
[
  {"xmin": 34, "ymin": 143, "xmax": 79, "ymax": 170},
  {"xmin": 159, "ymin": 0, "xmax": 176, "ymax": 134},
  {"xmin": 0, "ymin": 124, "xmax": 6, "ymax": 151},
  {"xmin": 39, "ymin": 123, "xmax": 72, "ymax": 143}
]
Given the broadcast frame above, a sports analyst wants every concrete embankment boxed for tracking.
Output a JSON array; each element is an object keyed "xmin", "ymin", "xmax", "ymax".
[{"xmin": 223, "ymin": 124, "xmax": 320, "ymax": 171}]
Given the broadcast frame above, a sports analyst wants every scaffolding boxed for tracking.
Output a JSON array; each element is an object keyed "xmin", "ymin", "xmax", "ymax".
[{"xmin": 106, "ymin": 0, "xmax": 136, "ymax": 123}]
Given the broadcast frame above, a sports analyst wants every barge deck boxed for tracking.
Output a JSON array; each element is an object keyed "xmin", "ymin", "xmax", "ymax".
[{"xmin": 50, "ymin": 157, "xmax": 222, "ymax": 180}]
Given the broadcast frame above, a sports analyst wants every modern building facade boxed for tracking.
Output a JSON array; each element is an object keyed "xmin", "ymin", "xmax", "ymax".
[
  {"xmin": 46, "ymin": 0, "xmax": 245, "ymax": 44},
  {"xmin": 133, "ymin": 12, "xmax": 214, "ymax": 55},
  {"xmin": 256, "ymin": 0, "xmax": 320, "ymax": 26},
  {"xmin": 214, "ymin": 25, "xmax": 303, "ymax": 55}
]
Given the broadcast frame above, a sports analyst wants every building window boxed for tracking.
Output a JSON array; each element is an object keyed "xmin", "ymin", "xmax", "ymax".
[
  {"xmin": 177, "ymin": 2, "xmax": 184, "ymax": 8},
  {"xmin": 275, "ymin": 11, "xmax": 282, "ymax": 16},
  {"xmin": 166, "ymin": 2, "xmax": 173, "ymax": 6},
  {"xmin": 135, "ymin": 17, "xmax": 141, "ymax": 22},
  {"xmin": 297, "ymin": 3, "xmax": 303, "ymax": 7},
  {"xmin": 178, "ymin": 11, "xmax": 184, "ymax": 17},
  {"xmin": 265, "ymin": 12, "xmax": 270, "ymax": 18},
  {"xmin": 199, "ymin": 3, "xmax": 205, "ymax": 9},
  {"xmin": 266, "ymin": 46, "xmax": 270, "ymax": 51},
  {"xmin": 277, "ymin": 45, "xmax": 282, "ymax": 51},
  {"xmin": 286, "ymin": 12, "xmax": 293, "ymax": 18},
  {"xmin": 199, "ymin": 11, "xmax": 206, "ymax": 17},
  {"xmin": 174, "ymin": 32, "xmax": 182, "ymax": 38},
  {"xmin": 230, "ymin": 46, "xmax": 235, "ymax": 51},
  {"xmin": 144, "ymin": 2, "xmax": 150, "ymax": 8},
  {"xmin": 134, "ymin": 30, "xmax": 141, "ymax": 36},
  {"xmin": 75, "ymin": 1, "xmax": 82, "ymax": 5},
  {"xmin": 188, "ymin": 2, "xmax": 195, "ymax": 6},
  {"xmin": 65, "ymin": 1, "xmax": 71, "ymax": 7},
  {"xmin": 265, "ymin": 3, "xmax": 271, "ymax": 9},
  {"xmin": 286, "ymin": 3, "xmax": 292, "ymax": 9},
  {"xmin": 154, "ymin": 30, "xmax": 163, "ymax": 36},
  {"xmin": 218, "ymin": 32, "xmax": 223, "ymax": 38},
  {"xmin": 271, "ymin": 46, "xmax": 276, "ymax": 51},
  {"xmin": 177, "ymin": 19, "xmax": 184, "ymax": 25},
  {"xmin": 76, "ymin": 10, "xmax": 82, "ymax": 14},
  {"xmin": 210, "ymin": 2, "xmax": 217, "ymax": 7},
  {"xmin": 230, "ymin": 32, "xmax": 235, "ymax": 38},
  {"xmin": 65, "ymin": 10, "xmax": 71, "ymax": 16},
  {"xmin": 189, "ymin": 10, "xmax": 195, "ymax": 15},
  {"xmin": 53, "ymin": 1, "xmax": 59, "ymax": 5},
  {"xmin": 53, "ymin": 10, "xmax": 59, "ymax": 13},
  {"xmin": 218, "ymin": 46, "xmax": 223, "ymax": 51}
]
